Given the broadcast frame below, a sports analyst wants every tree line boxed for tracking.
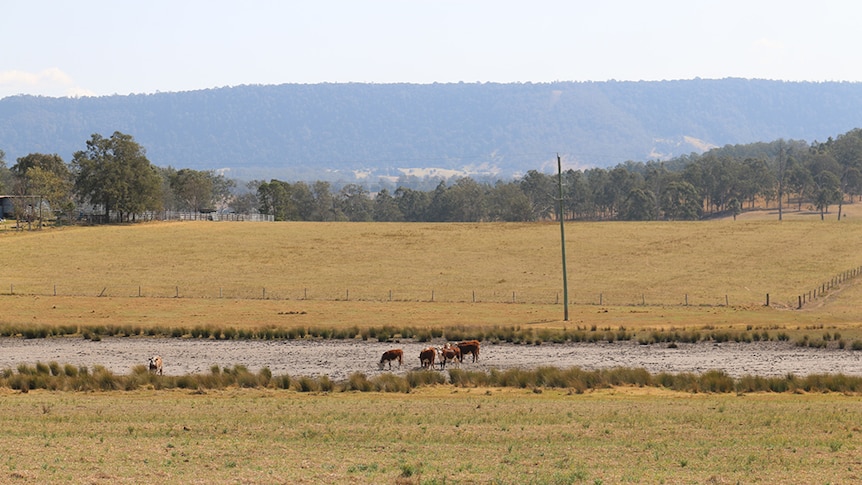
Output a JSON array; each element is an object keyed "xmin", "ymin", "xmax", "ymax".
[
  {"xmin": 257, "ymin": 128, "xmax": 862, "ymax": 222},
  {"xmin": 1, "ymin": 128, "xmax": 861, "ymax": 224}
]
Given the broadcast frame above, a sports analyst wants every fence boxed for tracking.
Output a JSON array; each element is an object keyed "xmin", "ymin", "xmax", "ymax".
[
  {"xmin": 0, "ymin": 282, "xmax": 791, "ymax": 308},
  {"xmin": 796, "ymin": 265, "xmax": 862, "ymax": 309},
  {"xmin": 79, "ymin": 211, "xmax": 275, "ymax": 223}
]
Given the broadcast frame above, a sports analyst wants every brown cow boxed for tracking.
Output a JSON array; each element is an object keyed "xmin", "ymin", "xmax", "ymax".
[
  {"xmin": 419, "ymin": 347, "xmax": 437, "ymax": 369},
  {"xmin": 437, "ymin": 344, "xmax": 461, "ymax": 369},
  {"xmin": 378, "ymin": 349, "xmax": 403, "ymax": 370},
  {"xmin": 147, "ymin": 355, "xmax": 163, "ymax": 375},
  {"xmin": 457, "ymin": 340, "xmax": 480, "ymax": 363}
]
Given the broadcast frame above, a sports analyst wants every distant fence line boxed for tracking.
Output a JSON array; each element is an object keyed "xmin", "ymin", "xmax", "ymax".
[
  {"xmin": 80, "ymin": 210, "xmax": 274, "ymax": 223},
  {"xmin": 0, "ymin": 282, "xmax": 789, "ymax": 308},
  {"xmin": 796, "ymin": 265, "xmax": 862, "ymax": 309}
]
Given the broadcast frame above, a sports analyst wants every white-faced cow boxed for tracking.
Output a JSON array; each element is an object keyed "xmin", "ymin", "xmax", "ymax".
[
  {"xmin": 437, "ymin": 344, "xmax": 461, "ymax": 370},
  {"xmin": 378, "ymin": 349, "xmax": 403, "ymax": 370},
  {"xmin": 419, "ymin": 347, "xmax": 437, "ymax": 369},
  {"xmin": 456, "ymin": 340, "xmax": 480, "ymax": 363},
  {"xmin": 147, "ymin": 355, "xmax": 163, "ymax": 375}
]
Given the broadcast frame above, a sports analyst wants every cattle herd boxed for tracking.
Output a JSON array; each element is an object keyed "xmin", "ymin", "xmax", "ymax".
[
  {"xmin": 379, "ymin": 340, "xmax": 480, "ymax": 371},
  {"xmin": 143, "ymin": 341, "xmax": 480, "ymax": 376}
]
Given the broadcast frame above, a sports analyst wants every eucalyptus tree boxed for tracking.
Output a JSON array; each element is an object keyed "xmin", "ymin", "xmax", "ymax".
[
  {"xmin": 394, "ymin": 186, "xmax": 430, "ymax": 222},
  {"xmin": 338, "ymin": 183, "xmax": 373, "ymax": 221},
  {"xmin": 256, "ymin": 179, "xmax": 293, "ymax": 220},
  {"xmin": 445, "ymin": 177, "xmax": 488, "ymax": 222},
  {"xmin": 619, "ymin": 188, "xmax": 656, "ymax": 221},
  {"xmin": 828, "ymin": 129, "xmax": 862, "ymax": 220},
  {"xmin": 71, "ymin": 132, "xmax": 162, "ymax": 222},
  {"xmin": 372, "ymin": 188, "xmax": 404, "ymax": 221},
  {"xmin": 519, "ymin": 170, "xmax": 556, "ymax": 220},
  {"xmin": 487, "ymin": 180, "xmax": 532, "ymax": 221},
  {"xmin": 11, "ymin": 153, "xmax": 74, "ymax": 221},
  {"xmin": 562, "ymin": 169, "xmax": 591, "ymax": 219},
  {"xmin": 659, "ymin": 181, "xmax": 702, "ymax": 220},
  {"xmin": 785, "ymin": 156, "xmax": 814, "ymax": 210},
  {"xmin": 311, "ymin": 181, "xmax": 344, "ymax": 221},
  {"xmin": 169, "ymin": 168, "xmax": 214, "ymax": 212}
]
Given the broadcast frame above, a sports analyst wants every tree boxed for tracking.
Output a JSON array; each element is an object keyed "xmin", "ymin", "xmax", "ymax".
[
  {"xmin": 813, "ymin": 170, "xmax": 842, "ymax": 220},
  {"xmin": 659, "ymin": 181, "xmax": 702, "ymax": 220},
  {"xmin": 620, "ymin": 188, "xmax": 657, "ymax": 221},
  {"xmin": 372, "ymin": 188, "xmax": 404, "ymax": 221},
  {"xmin": 71, "ymin": 132, "xmax": 162, "ymax": 222},
  {"xmin": 519, "ymin": 170, "xmax": 556, "ymax": 220},
  {"xmin": 256, "ymin": 179, "xmax": 293, "ymax": 220},
  {"xmin": 11, "ymin": 153, "xmax": 74, "ymax": 222},
  {"xmin": 487, "ymin": 181, "xmax": 532, "ymax": 221},
  {"xmin": 230, "ymin": 181, "xmax": 260, "ymax": 214},
  {"xmin": 0, "ymin": 149, "xmax": 8, "ymax": 194},
  {"xmin": 311, "ymin": 181, "xmax": 343, "ymax": 221},
  {"xmin": 829, "ymin": 129, "xmax": 862, "ymax": 220},
  {"xmin": 170, "ymin": 168, "xmax": 214, "ymax": 212},
  {"xmin": 338, "ymin": 183, "xmax": 373, "ymax": 222},
  {"xmin": 394, "ymin": 186, "xmax": 430, "ymax": 221}
]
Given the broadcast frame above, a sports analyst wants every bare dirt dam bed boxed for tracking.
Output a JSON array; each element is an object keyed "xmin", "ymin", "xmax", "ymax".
[{"xmin": 3, "ymin": 338, "xmax": 862, "ymax": 380}]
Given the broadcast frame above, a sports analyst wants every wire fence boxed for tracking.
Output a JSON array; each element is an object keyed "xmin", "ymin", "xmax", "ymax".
[
  {"xmin": 0, "ymin": 282, "xmax": 789, "ymax": 307},
  {"xmin": 3, "ymin": 263, "xmax": 861, "ymax": 308}
]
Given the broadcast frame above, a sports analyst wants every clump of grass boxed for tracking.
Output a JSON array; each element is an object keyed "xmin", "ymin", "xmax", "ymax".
[{"xmin": 2, "ymin": 362, "xmax": 862, "ymax": 395}]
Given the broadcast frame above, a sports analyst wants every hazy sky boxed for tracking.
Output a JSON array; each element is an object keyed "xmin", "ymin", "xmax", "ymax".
[{"xmin": 2, "ymin": 0, "xmax": 859, "ymax": 99}]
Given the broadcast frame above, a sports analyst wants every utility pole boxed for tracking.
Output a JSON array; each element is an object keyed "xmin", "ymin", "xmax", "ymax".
[{"xmin": 557, "ymin": 154, "xmax": 569, "ymax": 321}]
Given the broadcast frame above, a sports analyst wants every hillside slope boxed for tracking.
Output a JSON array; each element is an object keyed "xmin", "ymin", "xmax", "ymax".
[{"xmin": 1, "ymin": 79, "xmax": 860, "ymax": 182}]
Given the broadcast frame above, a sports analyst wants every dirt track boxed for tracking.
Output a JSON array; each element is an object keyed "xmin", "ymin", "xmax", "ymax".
[{"xmin": 2, "ymin": 337, "xmax": 862, "ymax": 380}]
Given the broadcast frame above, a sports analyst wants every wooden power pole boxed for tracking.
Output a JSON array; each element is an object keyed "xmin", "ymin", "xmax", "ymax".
[{"xmin": 557, "ymin": 154, "xmax": 569, "ymax": 321}]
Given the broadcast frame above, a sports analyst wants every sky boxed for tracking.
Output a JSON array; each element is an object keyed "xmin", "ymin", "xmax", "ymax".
[{"xmin": 2, "ymin": 0, "xmax": 861, "ymax": 99}]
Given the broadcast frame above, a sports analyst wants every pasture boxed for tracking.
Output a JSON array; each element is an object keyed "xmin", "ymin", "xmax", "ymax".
[
  {"xmin": 0, "ymin": 211, "xmax": 862, "ymax": 337},
  {"xmin": 1, "ymin": 387, "xmax": 861, "ymax": 484},
  {"xmin": 2, "ymin": 213, "xmax": 862, "ymax": 483}
]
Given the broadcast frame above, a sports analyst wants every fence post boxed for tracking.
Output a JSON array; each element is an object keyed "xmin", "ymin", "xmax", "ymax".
[
  {"xmin": 431, "ymin": 290, "xmax": 435, "ymax": 302},
  {"xmin": 685, "ymin": 294, "xmax": 688, "ymax": 306},
  {"xmin": 473, "ymin": 291, "xmax": 476, "ymax": 303},
  {"xmin": 263, "ymin": 287, "xmax": 266, "ymax": 299},
  {"xmin": 765, "ymin": 293, "xmax": 769, "ymax": 306},
  {"xmin": 725, "ymin": 294, "xmax": 729, "ymax": 306},
  {"xmin": 798, "ymin": 295, "xmax": 802, "ymax": 310},
  {"xmin": 176, "ymin": 286, "xmax": 179, "ymax": 298}
]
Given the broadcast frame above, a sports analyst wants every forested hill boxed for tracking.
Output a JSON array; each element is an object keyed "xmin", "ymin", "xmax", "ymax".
[{"xmin": 1, "ymin": 79, "xmax": 861, "ymax": 182}]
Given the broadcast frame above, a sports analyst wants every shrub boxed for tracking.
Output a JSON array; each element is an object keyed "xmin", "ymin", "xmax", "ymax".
[
  {"xmin": 345, "ymin": 372, "xmax": 374, "ymax": 392},
  {"xmin": 372, "ymin": 373, "xmax": 410, "ymax": 393}
]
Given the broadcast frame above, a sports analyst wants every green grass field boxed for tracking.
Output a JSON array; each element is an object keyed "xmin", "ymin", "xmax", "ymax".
[{"xmin": 3, "ymin": 214, "xmax": 862, "ymax": 483}]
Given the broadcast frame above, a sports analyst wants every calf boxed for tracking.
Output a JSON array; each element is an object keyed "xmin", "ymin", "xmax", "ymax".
[
  {"xmin": 437, "ymin": 344, "xmax": 461, "ymax": 369},
  {"xmin": 419, "ymin": 347, "xmax": 437, "ymax": 369},
  {"xmin": 378, "ymin": 349, "xmax": 403, "ymax": 370},
  {"xmin": 147, "ymin": 355, "xmax": 163, "ymax": 375}
]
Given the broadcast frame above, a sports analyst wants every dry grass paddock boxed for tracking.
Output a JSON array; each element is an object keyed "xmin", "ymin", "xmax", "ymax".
[
  {"xmin": 3, "ymin": 211, "xmax": 862, "ymax": 483},
  {"xmin": 1, "ymin": 209, "xmax": 862, "ymax": 336}
]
